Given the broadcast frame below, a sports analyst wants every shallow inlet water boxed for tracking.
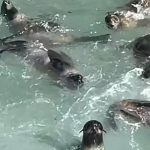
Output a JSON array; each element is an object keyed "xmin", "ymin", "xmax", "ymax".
[{"xmin": 0, "ymin": 0, "xmax": 150, "ymax": 150}]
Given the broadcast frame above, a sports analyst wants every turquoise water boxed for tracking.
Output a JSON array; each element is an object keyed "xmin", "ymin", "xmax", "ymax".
[{"xmin": 0, "ymin": 0, "xmax": 150, "ymax": 150}]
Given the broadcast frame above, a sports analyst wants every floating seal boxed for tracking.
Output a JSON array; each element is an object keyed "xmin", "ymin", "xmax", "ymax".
[
  {"xmin": 132, "ymin": 34, "xmax": 150, "ymax": 77},
  {"xmin": 105, "ymin": 11, "xmax": 150, "ymax": 30},
  {"xmin": 105, "ymin": 0, "xmax": 150, "ymax": 30},
  {"xmin": 1, "ymin": 0, "xmax": 111, "ymax": 45},
  {"xmin": 106, "ymin": 99, "xmax": 150, "ymax": 130},
  {"xmin": 80, "ymin": 120, "xmax": 106, "ymax": 150},
  {"xmin": 0, "ymin": 39, "xmax": 84, "ymax": 89}
]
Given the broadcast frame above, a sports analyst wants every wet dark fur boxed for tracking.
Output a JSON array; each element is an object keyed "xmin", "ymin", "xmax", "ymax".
[
  {"xmin": 1, "ymin": 0, "xmax": 110, "ymax": 44},
  {"xmin": 131, "ymin": 34, "xmax": 150, "ymax": 78},
  {"xmin": 81, "ymin": 120, "xmax": 105, "ymax": 150},
  {"xmin": 106, "ymin": 99, "xmax": 150, "ymax": 130},
  {"xmin": 105, "ymin": 0, "xmax": 150, "ymax": 30}
]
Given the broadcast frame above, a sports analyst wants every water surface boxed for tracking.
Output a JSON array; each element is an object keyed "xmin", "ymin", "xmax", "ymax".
[{"xmin": 0, "ymin": 0, "xmax": 150, "ymax": 150}]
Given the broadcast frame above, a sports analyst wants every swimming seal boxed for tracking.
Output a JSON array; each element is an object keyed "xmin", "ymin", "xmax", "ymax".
[
  {"xmin": 133, "ymin": 34, "xmax": 150, "ymax": 58},
  {"xmin": 131, "ymin": 34, "xmax": 150, "ymax": 78},
  {"xmin": 124, "ymin": 34, "xmax": 150, "ymax": 79},
  {"xmin": 0, "ymin": 39, "xmax": 84, "ymax": 89},
  {"xmin": 105, "ymin": 0, "xmax": 150, "ymax": 30},
  {"xmin": 106, "ymin": 99, "xmax": 150, "ymax": 130},
  {"xmin": 1, "ymin": 0, "xmax": 110, "ymax": 45},
  {"xmin": 80, "ymin": 120, "xmax": 106, "ymax": 150},
  {"xmin": 105, "ymin": 11, "xmax": 150, "ymax": 30},
  {"xmin": 1, "ymin": 0, "xmax": 60, "ymax": 34}
]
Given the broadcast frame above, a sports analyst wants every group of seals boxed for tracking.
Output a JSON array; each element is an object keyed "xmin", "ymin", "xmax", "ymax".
[
  {"xmin": 80, "ymin": 98, "xmax": 150, "ymax": 150},
  {"xmin": 1, "ymin": 0, "xmax": 150, "ymax": 150},
  {"xmin": 105, "ymin": 0, "xmax": 150, "ymax": 79},
  {"xmin": 0, "ymin": 0, "xmax": 111, "ymax": 89}
]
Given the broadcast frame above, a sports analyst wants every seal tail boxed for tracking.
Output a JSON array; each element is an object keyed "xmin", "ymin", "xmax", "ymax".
[
  {"xmin": 74, "ymin": 34, "xmax": 111, "ymax": 43},
  {"xmin": 106, "ymin": 103, "xmax": 119, "ymax": 130}
]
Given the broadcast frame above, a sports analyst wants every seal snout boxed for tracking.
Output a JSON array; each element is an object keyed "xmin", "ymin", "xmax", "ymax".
[
  {"xmin": 81, "ymin": 120, "xmax": 106, "ymax": 134},
  {"xmin": 1, "ymin": 0, "xmax": 13, "ymax": 12},
  {"xmin": 105, "ymin": 13, "xmax": 121, "ymax": 29},
  {"xmin": 66, "ymin": 73, "xmax": 84, "ymax": 88}
]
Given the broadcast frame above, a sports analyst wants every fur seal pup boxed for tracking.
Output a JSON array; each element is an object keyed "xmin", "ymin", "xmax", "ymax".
[
  {"xmin": 105, "ymin": 0, "xmax": 150, "ymax": 30},
  {"xmin": 1, "ymin": 0, "xmax": 110, "ymax": 45},
  {"xmin": 80, "ymin": 120, "xmax": 106, "ymax": 150},
  {"xmin": 0, "ymin": 39, "xmax": 83, "ymax": 89},
  {"xmin": 105, "ymin": 11, "xmax": 150, "ymax": 30},
  {"xmin": 106, "ymin": 99, "xmax": 150, "ymax": 130}
]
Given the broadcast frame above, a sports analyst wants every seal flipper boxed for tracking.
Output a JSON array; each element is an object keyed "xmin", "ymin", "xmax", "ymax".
[
  {"xmin": 74, "ymin": 34, "xmax": 111, "ymax": 43},
  {"xmin": 0, "ymin": 40, "xmax": 27, "ymax": 54},
  {"xmin": 137, "ymin": 19, "xmax": 150, "ymax": 28},
  {"xmin": 142, "ymin": 61, "xmax": 150, "ymax": 78},
  {"xmin": 106, "ymin": 103, "xmax": 120, "ymax": 130}
]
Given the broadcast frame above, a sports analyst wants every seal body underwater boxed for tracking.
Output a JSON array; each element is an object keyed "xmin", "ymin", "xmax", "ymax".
[
  {"xmin": 0, "ymin": 39, "xmax": 84, "ymax": 89},
  {"xmin": 130, "ymin": 34, "xmax": 150, "ymax": 78},
  {"xmin": 106, "ymin": 99, "xmax": 150, "ymax": 130},
  {"xmin": 80, "ymin": 120, "xmax": 106, "ymax": 150},
  {"xmin": 1, "ymin": 0, "xmax": 110, "ymax": 46},
  {"xmin": 133, "ymin": 34, "xmax": 150, "ymax": 58}
]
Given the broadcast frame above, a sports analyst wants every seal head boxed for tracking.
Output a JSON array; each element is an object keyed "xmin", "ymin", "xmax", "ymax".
[
  {"xmin": 81, "ymin": 120, "xmax": 106, "ymax": 150},
  {"xmin": 48, "ymin": 50, "xmax": 84, "ymax": 89},
  {"xmin": 64, "ymin": 73, "xmax": 83, "ymax": 88},
  {"xmin": 106, "ymin": 99, "xmax": 150, "ymax": 130},
  {"xmin": 1, "ymin": 0, "xmax": 18, "ymax": 21},
  {"xmin": 105, "ymin": 13, "xmax": 121, "ymax": 30}
]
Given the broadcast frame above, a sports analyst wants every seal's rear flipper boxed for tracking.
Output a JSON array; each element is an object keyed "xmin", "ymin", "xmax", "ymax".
[
  {"xmin": 74, "ymin": 34, "xmax": 111, "ymax": 43},
  {"xmin": 106, "ymin": 103, "xmax": 119, "ymax": 130},
  {"xmin": 0, "ymin": 40, "xmax": 27, "ymax": 54}
]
